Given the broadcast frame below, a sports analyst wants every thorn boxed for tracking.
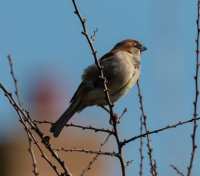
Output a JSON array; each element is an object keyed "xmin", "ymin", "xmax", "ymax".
[
  {"xmin": 42, "ymin": 136, "xmax": 50, "ymax": 145},
  {"xmin": 82, "ymin": 17, "xmax": 87, "ymax": 23},
  {"xmin": 81, "ymin": 31, "xmax": 86, "ymax": 36}
]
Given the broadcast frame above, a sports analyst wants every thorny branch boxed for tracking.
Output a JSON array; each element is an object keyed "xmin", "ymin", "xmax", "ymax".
[
  {"xmin": 186, "ymin": 0, "xmax": 200, "ymax": 175},
  {"xmin": 121, "ymin": 116, "xmax": 200, "ymax": 146},
  {"xmin": 139, "ymin": 114, "xmax": 144, "ymax": 176},
  {"xmin": 36, "ymin": 116, "xmax": 200, "ymax": 148},
  {"xmin": 136, "ymin": 81, "xmax": 158, "ymax": 176},
  {"xmin": 0, "ymin": 83, "xmax": 60, "ymax": 175},
  {"xmin": 0, "ymin": 82, "xmax": 72, "ymax": 176},
  {"xmin": 71, "ymin": 0, "xmax": 114, "ymax": 119},
  {"xmin": 7, "ymin": 55, "xmax": 22, "ymax": 106},
  {"xmin": 26, "ymin": 132, "xmax": 39, "ymax": 176},
  {"xmin": 170, "ymin": 164, "xmax": 185, "ymax": 176},
  {"xmin": 35, "ymin": 120, "xmax": 114, "ymax": 135},
  {"xmin": 54, "ymin": 147, "xmax": 117, "ymax": 157},
  {"xmin": 70, "ymin": 0, "xmax": 126, "ymax": 175},
  {"xmin": 7, "ymin": 55, "xmax": 39, "ymax": 176},
  {"xmin": 80, "ymin": 134, "xmax": 111, "ymax": 176}
]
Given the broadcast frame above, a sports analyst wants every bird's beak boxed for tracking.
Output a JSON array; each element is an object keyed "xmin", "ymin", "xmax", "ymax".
[{"xmin": 141, "ymin": 46, "xmax": 147, "ymax": 52}]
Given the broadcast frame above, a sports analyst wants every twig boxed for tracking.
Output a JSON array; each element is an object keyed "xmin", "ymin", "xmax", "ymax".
[
  {"xmin": 7, "ymin": 55, "xmax": 39, "ymax": 176},
  {"xmin": 121, "ymin": 116, "xmax": 200, "ymax": 146},
  {"xmin": 54, "ymin": 147, "xmax": 117, "ymax": 157},
  {"xmin": 118, "ymin": 108, "xmax": 128, "ymax": 121},
  {"xmin": 27, "ymin": 132, "xmax": 40, "ymax": 176},
  {"xmin": 71, "ymin": 0, "xmax": 110, "ymax": 112},
  {"xmin": 0, "ymin": 84, "xmax": 60, "ymax": 175},
  {"xmin": 80, "ymin": 134, "xmax": 111, "ymax": 176},
  {"xmin": 136, "ymin": 81, "xmax": 158, "ymax": 176},
  {"xmin": 153, "ymin": 160, "xmax": 158, "ymax": 176},
  {"xmin": 125, "ymin": 160, "xmax": 134, "ymax": 168},
  {"xmin": 90, "ymin": 28, "xmax": 98, "ymax": 42},
  {"xmin": 186, "ymin": 0, "xmax": 200, "ymax": 175},
  {"xmin": 34, "ymin": 120, "xmax": 114, "ymax": 135},
  {"xmin": 2, "ymin": 90, "xmax": 60, "ymax": 175},
  {"xmin": 0, "ymin": 83, "xmax": 72, "ymax": 176},
  {"xmin": 70, "ymin": 1, "xmax": 126, "ymax": 175},
  {"xmin": 7, "ymin": 55, "xmax": 21, "ymax": 106},
  {"xmin": 139, "ymin": 115, "xmax": 144, "ymax": 176},
  {"xmin": 26, "ymin": 111, "xmax": 72, "ymax": 176},
  {"xmin": 26, "ymin": 128, "xmax": 60, "ymax": 176},
  {"xmin": 170, "ymin": 164, "xmax": 185, "ymax": 176},
  {"xmin": 71, "ymin": 0, "xmax": 114, "ymax": 121}
]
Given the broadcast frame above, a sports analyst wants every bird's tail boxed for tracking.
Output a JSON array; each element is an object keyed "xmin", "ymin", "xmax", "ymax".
[{"xmin": 50, "ymin": 101, "xmax": 80, "ymax": 137}]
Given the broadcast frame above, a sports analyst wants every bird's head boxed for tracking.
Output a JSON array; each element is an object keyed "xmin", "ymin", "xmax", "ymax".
[{"xmin": 113, "ymin": 39, "xmax": 147, "ymax": 55}]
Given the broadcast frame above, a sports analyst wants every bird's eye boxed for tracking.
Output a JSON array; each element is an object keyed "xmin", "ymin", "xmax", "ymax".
[{"xmin": 135, "ymin": 43, "xmax": 141, "ymax": 48}]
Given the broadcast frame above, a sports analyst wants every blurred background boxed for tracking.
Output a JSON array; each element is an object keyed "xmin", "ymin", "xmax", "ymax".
[{"xmin": 0, "ymin": 0, "xmax": 199, "ymax": 175}]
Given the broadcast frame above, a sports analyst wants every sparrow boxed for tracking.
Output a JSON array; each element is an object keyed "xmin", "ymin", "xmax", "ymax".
[{"xmin": 50, "ymin": 39, "xmax": 147, "ymax": 137}]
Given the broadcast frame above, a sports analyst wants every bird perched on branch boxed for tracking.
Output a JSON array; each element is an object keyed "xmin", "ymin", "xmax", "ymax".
[{"xmin": 50, "ymin": 39, "xmax": 147, "ymax": 137}]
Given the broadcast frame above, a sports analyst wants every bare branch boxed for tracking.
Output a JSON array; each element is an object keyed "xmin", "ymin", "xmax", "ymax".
[
  {"xmin": 118, "ymin": 108, "xmax": 128, "ymax": 122},
  {"xmin": 54, "ymin": 147, "xmax": 117, "ymax": 157},
  {"xmin": 35, "ymin": 120, "xmax": 114, "ymax": 135},
  {"xmin": 186, "ymin": 1, "xmax": 200, "ymax": 175},
  {"xmin": 121, "ymin": 116, "xmax": 200, "ymax": 146},
  {"xmin": 7, "ymin": 55, "xmax": 40, "ymax": 176},
  {"xmin": 70, "ymin": 1, "xmax": 126, "ymax": 175},
  {"xmin": 26, "ymin": 132, "xmax": 40, "ymax": 176},
  {"xmin": 80, "ymin": 134, "xmax": 112, "ymax": 176},
  {"xmin": 7, "ymin": 55, "xmax": 22, "ymax": 106},
  {"xmin": 0, "ymin": 83, "xmax": 72, "ymax": 176},
  {"xmin": 139, "ymin": 114, "xmax": 144, "ymax": 176},
  {"xmin": 170, "ymin": 164, "xmax": 185, "ymax": 176},
  {"xmin": 71, "ymin": 0, "xmax": 115, "ymax": 122},
  {"xmin": 136, "ymin": 81, "xmax": 158, "ymax": 176}
]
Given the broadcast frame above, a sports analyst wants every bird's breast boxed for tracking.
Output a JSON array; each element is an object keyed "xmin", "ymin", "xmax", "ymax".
[
  {"xmin": 110, "ymin": 68, "xmax": 140, "ymax": 103},
  {"xmin": 82, "ymin": 51, "xmax": 141, "ymax": 106}
]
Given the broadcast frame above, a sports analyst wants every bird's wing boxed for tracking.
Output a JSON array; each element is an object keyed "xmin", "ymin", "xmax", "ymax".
[
  {"xmin": 99, "ymin": 50, "xmax": 115, "ymax": 62},
  {"xmin": 70, "ymin": 51, "xmax": 124, "ymax": 103},
  {"xmin": 82, "ymin": 53, "xmax": 116, "ymax": 89},
  {"xmin": 70, "ymin": 62, "xmax": 100, "ymax": 103}
]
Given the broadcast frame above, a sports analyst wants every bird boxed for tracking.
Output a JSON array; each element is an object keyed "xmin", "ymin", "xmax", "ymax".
[{"xmin": 50, "ymin": 39, "xmax": 147, "ymax": 137}]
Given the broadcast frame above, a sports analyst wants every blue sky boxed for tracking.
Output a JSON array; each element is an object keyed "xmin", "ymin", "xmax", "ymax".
[{"xmin": 0, "ymin": 0, "xmax": 199, "ymax": 175}]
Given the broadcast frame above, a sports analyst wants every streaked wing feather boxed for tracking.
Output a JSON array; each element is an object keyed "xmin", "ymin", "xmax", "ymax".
[
  {"xmin": 72, "ymin": 51, "xmax": 117, "ymax": 103},
  {"xmin": 100, "ymin": 50, "xmax": 115, "ymax": 62}
]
